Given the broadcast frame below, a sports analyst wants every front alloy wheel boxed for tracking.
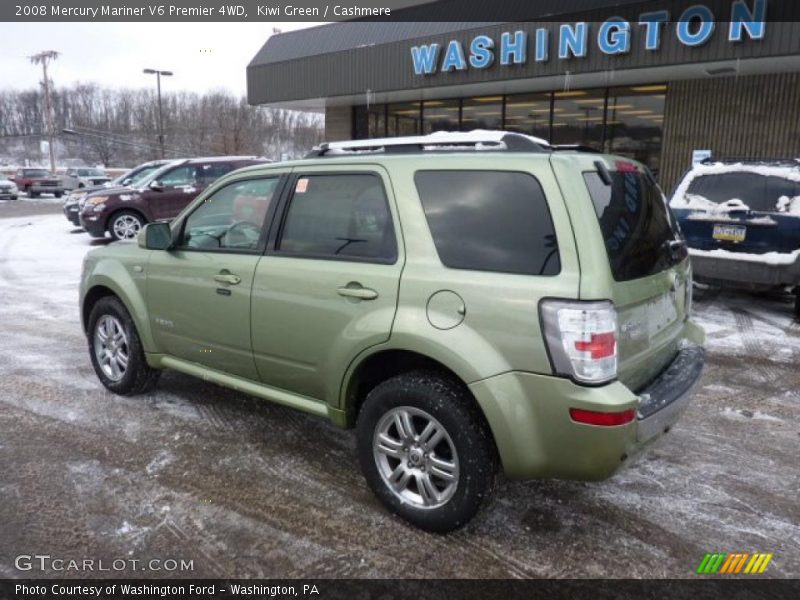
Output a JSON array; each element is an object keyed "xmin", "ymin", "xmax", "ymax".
[
  {"xmin": 111, "ymin": 212, "xmax": 143, "ymax": 241},
  {"xmin": 93, "ymin": 314, "xmax": 129, "ymax": 381},
  {"xmin": 373, "ymin": 406, "xmax": 459, "ymax": 510}
]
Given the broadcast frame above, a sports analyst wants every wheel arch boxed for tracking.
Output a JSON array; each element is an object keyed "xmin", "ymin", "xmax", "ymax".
[
  {"xmin": 81, "ymin": 270, "xmax": 157, "ymax": 352},
  {"xmin": 341, "ymin": 348, "xmax": 495, "ymax": 440}
]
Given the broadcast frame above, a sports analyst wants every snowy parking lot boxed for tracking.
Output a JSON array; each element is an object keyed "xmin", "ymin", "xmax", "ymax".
[{"xmin": 0, "ymin": 200, "xmax": 798, "ymax": 578}]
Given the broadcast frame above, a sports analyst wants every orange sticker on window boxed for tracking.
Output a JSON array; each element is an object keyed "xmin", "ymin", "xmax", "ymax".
[{"xmin": 295, "ymin": 178, "xmax": 309, "ymax": 193}]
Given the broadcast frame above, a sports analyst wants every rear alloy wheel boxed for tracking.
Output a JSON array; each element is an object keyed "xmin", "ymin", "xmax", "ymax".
[
  {"xmin": 110, "ymin": 211, "xmax": 144, "ymax": 241},
  {"xmin": 88, "ymin": 296, "xmax": 159, "ymax": 395},
  {"xmin": 357, "ymin": 371, "xmax": 497, "ymax": 532}
]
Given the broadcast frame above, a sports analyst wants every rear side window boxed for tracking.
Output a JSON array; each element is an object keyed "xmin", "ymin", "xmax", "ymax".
[
  {"xmin": 278, "ymin": 173, "xmax": 397, "ymax": 262},
  {"xmin": 686, "ymin": 172, "xmax": 800, "ymax": 212},
  {"xmin": 584, "ymin": 170, "xmax": 679, "ymax": 282},
  {"xmin": 414, "ymin": 171, "xmax": 560, "ymax": 276}
]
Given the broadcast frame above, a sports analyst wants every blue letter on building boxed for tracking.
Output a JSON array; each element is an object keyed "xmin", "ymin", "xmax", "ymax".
[
  {"xmin": 677, "ymin": 5, "xmax": 715, "ymax": 47},
  {"xmin": 470, "ymin": 35, "xmax": 495, "ymax": 69},
  {"xmin": 411, "ymin": 44, "xmax": 440, "ymax": 75},
  {"xmin": 535, "ymin": 28, "xmax": 549, "ymax": 61},
  {"xmin": 441, "ymin": 40, "xmax": 467, "ymax": 72},
  {"xmin": 598, "ymin": 18, "xmax": 631, "ymax": 55},
  {"xmin": 729, "ymin": 0, "xmax": 767, "ymax": 41},
  {"xmin": 500, "ymin": 31, "xmax": 526, "ymax": 65},
  {"xmin": 639, "ymin": 10, "xmax": 669, "ymax": 50},
  {"xmin": 559, "ymin": 23, "xmax": 588, "ymax": 58}
]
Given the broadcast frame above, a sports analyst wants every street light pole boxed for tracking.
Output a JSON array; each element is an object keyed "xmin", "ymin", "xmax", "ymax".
[
  {"xmin": 29, "ymin": 50, "xmax": 59, "ymax": 174},
  {"xmin": 143, "ymin": 68, "xmax": 173, "ymax": 159}
]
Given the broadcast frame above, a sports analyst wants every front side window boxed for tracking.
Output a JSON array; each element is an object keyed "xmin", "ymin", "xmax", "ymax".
[
  {"xmin": 178, "ymin": 177, "xmax": 279, "ymax": 252},
  {"xmin": 278, "ymin": 173, "xmax": 397, "ymax": 262},
  {"xmin": 197, "ymin": 163, "xmax": 233, "ymax": 186},
  {"xmin": 159, "ymin": 166, "xmax": 196, "ymax": 187},
  {"xmin": 414, "ymin": 170, "xmax": 560, "ymax": 276}
]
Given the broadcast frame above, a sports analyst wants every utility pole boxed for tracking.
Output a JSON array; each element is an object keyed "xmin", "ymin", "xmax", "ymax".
[
  {"xmin": 29, "ymin": 50, "xmax": 59, "ymax": 174},
  {"xmin": 143, "ymin": 68, "xmax": 173, "ymax": 158}
]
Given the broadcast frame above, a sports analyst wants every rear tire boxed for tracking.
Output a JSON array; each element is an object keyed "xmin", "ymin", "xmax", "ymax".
[
  {"xmin": 356, "ymin": 370, "xmax": 497, "ymax": 532},
  {"xmin": 109, "ymin": 210, "xmax": 145, "ymax": 241},
  {"xmin": 87, "ymin": 296, "xmax": 160, "ymax": 395},
  {"xmin": 793, "ymin": 287, "xmax": 800, "ymax": 318}
]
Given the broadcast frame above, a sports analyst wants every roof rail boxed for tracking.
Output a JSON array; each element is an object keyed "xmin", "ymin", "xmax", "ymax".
[{"xmin": 305, "ymin": 131, "xmax": 550, "ymax": 158}]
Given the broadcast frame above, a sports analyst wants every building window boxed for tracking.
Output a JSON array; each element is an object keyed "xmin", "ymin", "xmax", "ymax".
[
  {"xmin": 550, "ymin": 88, "xmax": 607, "ymax": 149},
  {"xmin": 387, "ymin": 102, "xmax": 421, "ymax": 136},
  {"xmin": 422, "ymin": 98, "xmax": 460, "ymax": 134},
  {"xmin": 505, "ymin": 92, "xmax": 552, "ymax": 141},
  {"xmin": 460, "ymin": 96, "xmax": 503, "ymax": 131},
  {"xmin": 351, "ymin": 84, "xmax": 666, "ymax": 179},
  {"xmin": 605, "ymin": 85, "xmax": 666, "ymax": 176}
]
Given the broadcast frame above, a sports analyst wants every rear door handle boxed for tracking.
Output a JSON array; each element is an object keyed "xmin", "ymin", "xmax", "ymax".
[
  {"xmin": 214, "ymin": 273, "xmax": 241, "ymax": 285},
  {"xmin": 337, "ymin": 286, "xmax": 378, "ymax": 300}
]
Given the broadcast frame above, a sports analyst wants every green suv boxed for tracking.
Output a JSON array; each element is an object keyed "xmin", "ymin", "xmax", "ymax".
[{"xmin": 80, "ymin": 132, "xmax": 705, "ymax": 531}]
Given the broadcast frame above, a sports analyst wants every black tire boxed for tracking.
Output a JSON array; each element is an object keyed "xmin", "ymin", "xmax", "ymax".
[
  {"xmin": 10, "ymin": 196, "xmax": 17, "ymax": 201},
  {"xmin": 87, "ymin": 296, "xmax": 160, "ymax": 395},
  {"xmin": 108, "ymin": 210, "xmax": 146, "ymax": 241},
  {"xmin": 794, "ymin": 288, "xmax": 800, "ymax": 318},
  {"xmin": 356, "ymin": 370, "xmax": 497, "ymax": 532},
  {"xmin": 54, "ymin": 191, "xmax": 63, "ymax": 198}
]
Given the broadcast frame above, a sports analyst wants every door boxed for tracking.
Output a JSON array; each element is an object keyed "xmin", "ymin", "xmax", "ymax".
[
  {"xmin": 251, "ymin": 168, "xmax": 404, "ymax": 402},
  {"xmin": 147, "ymin": 175, "xmax": 285, "ymax": 379}
]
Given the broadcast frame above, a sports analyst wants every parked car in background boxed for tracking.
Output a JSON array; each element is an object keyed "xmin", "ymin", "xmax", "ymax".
[
  {"xmin": 79, "ymin": 156, "xmax": 269, "ymax": 241},
  {"xmin": 80, "ymin": 132, "xmax": 704, "ymax": 531},
  {"xmin": 63, "ymin": 160, "xmax": 173, "ymax": 227},
  {"xmin": 12, "ymin": 167, "xmax": 66, "ymax": 198},
  {"xmin": 0, "ymin": 175, "xmax": 19, "ymax": 200},
  {"xmin": 62, "ymin": 167, "xmax": 111, "ymax": 190},
  {"xmin": 670, "ymin": 159, "xmax": 800, "ymax": 316}
]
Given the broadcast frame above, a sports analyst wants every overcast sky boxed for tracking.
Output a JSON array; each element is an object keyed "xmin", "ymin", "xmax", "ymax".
[{"xmin": 0, "ymin": 22, "xmax": 319, "ymax": 96}]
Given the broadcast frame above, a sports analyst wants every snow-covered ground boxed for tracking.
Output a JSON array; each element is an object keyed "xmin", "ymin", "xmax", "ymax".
[{"xmin": 1, "ymin": 212, "xmax": 798, "ymax": 578}]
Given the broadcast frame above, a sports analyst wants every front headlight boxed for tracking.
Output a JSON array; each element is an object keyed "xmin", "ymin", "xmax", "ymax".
[{"xmin": 85, "ymin": 196, "xmax": 108, "ymax": 206}]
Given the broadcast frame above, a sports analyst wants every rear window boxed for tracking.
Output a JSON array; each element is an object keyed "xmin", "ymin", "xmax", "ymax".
[
  {"xmin": 414, "ymin": 170, "xmax": 560, "ymax": 276},
  {"xmin": 686, "ymin": 172, "xmax": 800, "ymax": 212},
  {"xmin": 584, "ymin": 170, "xmax": 679, "ymax": 282}
]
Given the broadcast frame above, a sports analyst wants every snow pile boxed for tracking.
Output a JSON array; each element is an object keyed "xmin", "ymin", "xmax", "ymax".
[
  {"xmin": 776, "ymin": 195, "xmax": 800, "ymax": 215},
  {"xmin": 689, "ymin": 247, "xmax": 800, "ymax": 266}
]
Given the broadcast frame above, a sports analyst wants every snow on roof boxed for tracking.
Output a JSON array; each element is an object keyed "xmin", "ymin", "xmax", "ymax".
[{"xmin": 323, "ymin": 130, "xmax": 550, "ymax": 154}]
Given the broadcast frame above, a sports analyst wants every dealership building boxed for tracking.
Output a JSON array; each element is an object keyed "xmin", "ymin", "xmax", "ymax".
[{"xmin": 247, "ymin": 0, "xmax": 800, "ymax": 189}]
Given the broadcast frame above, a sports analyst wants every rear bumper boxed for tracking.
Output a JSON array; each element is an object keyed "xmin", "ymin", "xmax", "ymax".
[
  {"xmin": 690, "ymin": 251, "xmax": 800, "ymax": 288},
  {"xmin": 470, "ymin": 322, "xmax": 705, "ymax": 480}
]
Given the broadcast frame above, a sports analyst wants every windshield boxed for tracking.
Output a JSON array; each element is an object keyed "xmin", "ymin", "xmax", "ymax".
[
  {"xmin": 112, "ymin": 164, "xmax": 163, "ymax": 187},
  {"xmin": 24, "ymin": 169, "xmax": 49, "ymax": 178},
  {"xmin": 584, "ymin": 168, "xmax": 683, "ymax": 282}
]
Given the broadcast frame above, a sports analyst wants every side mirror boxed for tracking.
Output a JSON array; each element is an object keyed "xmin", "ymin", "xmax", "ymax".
[
  {"xmin": 149, "ymin": 180, "xmax": 164, "ymax": 191},
  {"xmin": 121, "ymin": 178, "xmax": 132, "ymax": 186},
  {"xmin": 138, "ymin": 222, "xmax": 172, "ymax": 250}
]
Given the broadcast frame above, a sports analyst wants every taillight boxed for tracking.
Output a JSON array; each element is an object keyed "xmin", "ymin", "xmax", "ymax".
[{"xmin": 540, "ymin": 300, "xmax": 618, "ymax": 385}]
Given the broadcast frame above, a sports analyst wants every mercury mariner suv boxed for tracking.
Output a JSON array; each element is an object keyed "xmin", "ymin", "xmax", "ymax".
[{"xmin": 80, "ymin": 132, "xmax": 705, "ymax": 532}]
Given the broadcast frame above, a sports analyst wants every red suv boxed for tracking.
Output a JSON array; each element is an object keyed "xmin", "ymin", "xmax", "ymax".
[
  {"xmin": 79, "ymin": 156, "xmax": 269, "ymax": 240},
  {"xmin": 13, "ymin": 167, "xmax": 66, "ymax": 198}
]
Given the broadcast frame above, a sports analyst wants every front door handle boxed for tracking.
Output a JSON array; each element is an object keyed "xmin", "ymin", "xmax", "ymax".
[
  {"xmin": 214, "ymin": 273, "xmax": 241, "ymax": 285},
  {"xmin": 337, "ymin": 286, "xmax": 378, "ymax": 300}
]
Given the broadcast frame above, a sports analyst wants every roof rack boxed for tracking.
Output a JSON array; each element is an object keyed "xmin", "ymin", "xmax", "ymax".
[{"xmin": 305, "ymin": 131, "xmax": 551, "ymax": 157}]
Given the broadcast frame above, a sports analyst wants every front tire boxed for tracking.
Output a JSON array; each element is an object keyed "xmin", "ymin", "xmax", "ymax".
[
  {"xmin": 356, "ymin": 370, "xmax": 497, "ymax": 532},
  {"xmin": 87, "ymin": 296, "xmax": 159, "ymax": 395},
  {"xmin": 109, "ymin": 210, "xmax": 145, "ymax": 241}
]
